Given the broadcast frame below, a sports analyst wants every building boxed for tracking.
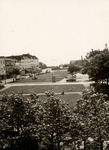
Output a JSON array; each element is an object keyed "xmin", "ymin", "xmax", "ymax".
[
  {"xmin": 0, "ymin": 54, "xmax": 39, "ymax": 78},
  {"xmin": 11, "ymin": 59, "xmax": 16, "ymax": 67},
  {"xmin": 20, "ymin": 54, "xmax": 39, "ymax": 70},
  {"xmin": 15, "ymin": 62, "xmax": 21, "ymax": 69},
  {"xmin": 0, "ymin": 57, "xmax": 19, "ymax": 79},
  {"xmin": 0, "ymin": 57, "xmax": 6, "ymax": 80},
  {"xmin": 5, "ymin": 58, "xmax": 13, "ymax": 73},
  {"xmin": 8, "ymin": 54, "xmax": 39, "ymax": 70}
]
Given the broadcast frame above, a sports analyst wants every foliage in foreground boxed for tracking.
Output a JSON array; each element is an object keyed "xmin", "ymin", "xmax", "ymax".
[
  {"xmin": 0, "ymin": 88, "xmax": 109, "ymax": 150},
  {"xmin": 74, "ymin": 87, "xmax": 109, "ymax": 150}
]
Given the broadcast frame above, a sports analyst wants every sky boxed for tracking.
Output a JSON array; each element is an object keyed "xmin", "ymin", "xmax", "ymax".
[{"xmin": 0, "ymin": 0, "xmax": 109, "ymax": 66}]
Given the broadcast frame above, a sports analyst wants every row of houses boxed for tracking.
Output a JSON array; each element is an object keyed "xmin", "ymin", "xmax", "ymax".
[{"xmin": 0, "ymin": 54, "xmax": 39, "ymax": 79}]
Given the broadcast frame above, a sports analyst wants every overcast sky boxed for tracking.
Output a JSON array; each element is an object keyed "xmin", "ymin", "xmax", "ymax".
[{"xmin": 0, "ymin": 0, "xmax": 109, "ymax": 65}]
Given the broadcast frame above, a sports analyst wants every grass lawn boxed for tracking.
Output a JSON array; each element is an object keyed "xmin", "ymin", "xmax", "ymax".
[
  {"xmin": 0, "ymin": 84, "xmax": 84, "ymax": 95},
  {"xmin": 13, "ymin": 70, "xmax": 68, "ymax": 83}
]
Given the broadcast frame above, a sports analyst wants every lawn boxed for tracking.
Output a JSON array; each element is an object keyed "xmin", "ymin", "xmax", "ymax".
[
  {"xmin": 0, "ymin": 84, "xmax": 84, "ymax": 95},
  {"xmin": 0, "ymin": 70, "xmax": 84, "ymax": 107},
  {"xmin": 13, "ymin": 70, "xmax": 68, "ymax": 83}
]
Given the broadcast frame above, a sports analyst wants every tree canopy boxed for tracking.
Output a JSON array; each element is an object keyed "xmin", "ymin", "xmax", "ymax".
[
  {"xmin": 73, "ymin": 87, "xmax": 109, "ymax": 150},
  {"xmin": 68, "ymin": 64, "xmax": 81, "ymax": 74},
  {"xmin": 1, "ymin": 88, "xmax": 109, "ymax": 150},
  {"xmin": 82, "ymin": 49, "xmax": 109, "ymax": 84}
]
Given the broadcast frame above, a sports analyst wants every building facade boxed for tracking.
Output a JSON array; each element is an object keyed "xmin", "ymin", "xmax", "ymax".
[
  {"xmin": 0, "ymin": 54, "xmax": 39, "ymax": 78},
  {"xmin": 0, "ymin": 57, "xmax": 6, "ymax": 79},
  {"xmin": 5, "ymin": 59, "xmax": 12, "ymax": 72},
  {"xmin": 0, "ymin": 58, "xmax": 18, "ymax": 79},
  {"xmin": 20, "ymin": 56, "xmax": 39, "ymax": 70}
]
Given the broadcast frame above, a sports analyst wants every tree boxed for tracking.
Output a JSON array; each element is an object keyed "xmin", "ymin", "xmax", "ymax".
[
  {"xmin": 39, "ymin": 62, "xmax": 47, "ymax": 69},
  {"xmin": 73, "ymin": 60, "xmax": 86, "ymax": 69},
  {"xmin": 85, "ymin": 49, "xmax": 101, "ymax": 59},
  {"xmin": 12, "ymin": 68, "xmax": 20, "ymax": 80},
  {"xmin": 73, "ymin": 87, "xmax": 109, "ymax": 150},
  {"xmin": 69, "ymin": 112, "xmax": 83, "ymax": 150},
  {"xmin": 12, "ymin": 68, "xmax": 20, "ymax": 75},
  {"xmin": 38, "ymin": 90, "xmax": 72, "ymax": 150},
  {"xmin": 68, "ymin": 64, "xmax": 80, "ymax": 75},
  {"xmin": 72, "ymin": 96, "xmax": 92, "ymax": 150},
  {"xmin": 2, "ymin": 88, "xmax": 109, "ymax": 150},
  {"xmin": 62, "ymin": 64, "xmax": 69, "ymax": 68},
  {"xmin": 6, "ymin": 68, "xmax": 20, "ymax": 79},
  {"xmin": 0, "ymin": 90, "xmax": 73, "ymax": 150},
  {"xmin": 82, "ymin": 49, "xmax": 109, "ymax": 84},
  {"xmin": 0, "ymin": 92, "xmax": 38, "ymax": 150}
]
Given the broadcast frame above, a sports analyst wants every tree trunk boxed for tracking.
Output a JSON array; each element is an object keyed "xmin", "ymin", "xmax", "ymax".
[
  {"xmin": 100, "ymin": 141, "xmax": 103, "ymax": 150},
  {"xmin": 57, "ymin": 141, "xmax": 61, "ymax": 150},
  {"xmin": 100, "ymin": 137, "xmax": 103, "ymax": 150},
  {"xmin": 73, "ymin": 141, "xmax": 76, "ymax": 150},
  {"xmin": 83, "ymin": 139, "xmax": 86, "ymax": 150}
]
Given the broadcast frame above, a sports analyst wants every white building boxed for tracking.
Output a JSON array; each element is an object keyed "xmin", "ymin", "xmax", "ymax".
[{"xmin": 20, "ymin": 56, "xmax": 39, "ymax": 70}]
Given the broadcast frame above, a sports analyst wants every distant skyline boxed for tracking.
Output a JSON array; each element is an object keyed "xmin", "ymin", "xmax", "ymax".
[{"xmin": 0, "ymin": 0, "xmax": 109, "ymax": 66}]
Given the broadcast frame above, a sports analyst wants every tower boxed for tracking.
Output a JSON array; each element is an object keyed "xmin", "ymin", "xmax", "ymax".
[
  {"xmin": 81, "ymin": 56, "xmax": 83, "ymax": 60},
  {"xmin": 105, "ymin": 43, "xmax": 108, "ymax": 49}
]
